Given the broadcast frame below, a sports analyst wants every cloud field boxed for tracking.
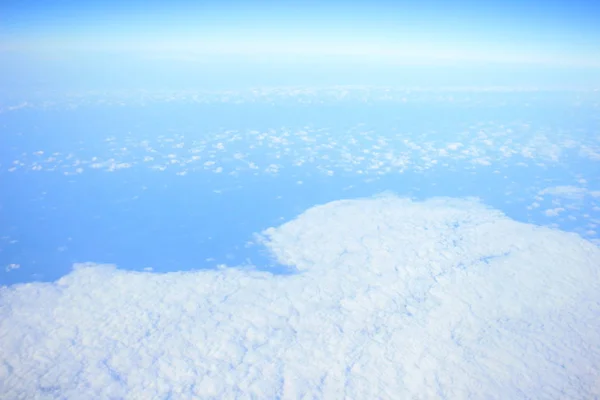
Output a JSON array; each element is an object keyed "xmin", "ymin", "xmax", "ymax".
[{"xmin": 1, "ymin": 195, "xmax": 599, "ymax": 399}]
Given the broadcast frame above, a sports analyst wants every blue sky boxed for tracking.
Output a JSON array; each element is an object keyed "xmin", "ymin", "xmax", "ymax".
[{"xmin": 2, "ymin": 0, "xmax": 600, "ymax": 90}]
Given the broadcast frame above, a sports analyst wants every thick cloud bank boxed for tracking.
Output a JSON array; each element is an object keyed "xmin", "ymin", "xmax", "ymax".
[{"xmin": 1, "ymin": 195, "xmax": 599, "ymax": 399}]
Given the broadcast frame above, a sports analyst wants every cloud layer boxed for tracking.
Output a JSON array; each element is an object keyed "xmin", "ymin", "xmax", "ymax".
[{"xmin": 1, "ymin": 195, "xmax": 599, "ymax": 399}]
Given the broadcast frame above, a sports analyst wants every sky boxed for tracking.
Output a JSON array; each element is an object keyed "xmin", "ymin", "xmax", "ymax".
[
  {"xmin": 1, "ymin": 2, "xmax": 600, "ymax": 396},
  {"xmin": 1, "ymin": 0, "xmax": 600, "ymax": 91}
]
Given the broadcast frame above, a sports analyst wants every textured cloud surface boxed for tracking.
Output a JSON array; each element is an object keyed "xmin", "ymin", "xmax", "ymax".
[{"xmin": 1, "ymin": 195, "xmax": 599, "ymax": 399}]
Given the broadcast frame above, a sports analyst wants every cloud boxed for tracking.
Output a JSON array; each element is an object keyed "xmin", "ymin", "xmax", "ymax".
[
  {"xmin": 544, "ymin": 207, "xmax": 565, "ymax": 216},
  {"xmin": 1, "ymin": 195, "xmax": 599, "ymax": 399},
  {"xmin": 539, "ymin": 185, "xmax": 591, "ymax": 200},
  {"xmin": 4, "ymin": 263, "xmax": 20, "ymax": 272}
]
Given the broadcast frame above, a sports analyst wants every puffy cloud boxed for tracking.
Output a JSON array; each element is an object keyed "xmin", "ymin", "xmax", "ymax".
[
  {"xmin": 544, "ymin": 207, "xmax": 565, "ymax": 216},
  {"xmin": 1, "ymin": 195, "xmax": 599, "ymax": 399},
  {"xmin": 4, "ymin": 263, "xmax": 20, "ymax": 272},
  {"xmin": 539, "ymin": 185, "xmax": 590, "ymax": 200}
]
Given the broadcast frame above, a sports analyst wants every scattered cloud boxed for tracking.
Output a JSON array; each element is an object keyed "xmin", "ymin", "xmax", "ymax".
[
  {"xmin": 4, "ymin": 263, "xmax": 20, "ymax": 272},
  {"xmin": 539, "ymin": 185, "xmax": 589, "ymax": 200},
  {"xmin": 2, "ymin": 88, "xmax": 600, "ymax": 254},
  {"xmin": 544, "ymin": 207, "xmax": 565, "ymax": 216}
]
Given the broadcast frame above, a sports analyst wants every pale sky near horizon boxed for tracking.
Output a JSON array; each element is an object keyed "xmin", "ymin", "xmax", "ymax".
[{"xmin": 2, "ymin": 0, "xmax": 600, "ymax": 90}]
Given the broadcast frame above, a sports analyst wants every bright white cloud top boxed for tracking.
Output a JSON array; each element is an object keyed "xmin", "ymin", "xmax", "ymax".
[{"xmin": 1, "ymin": 194, "xmax": 599, "ymax": 399}]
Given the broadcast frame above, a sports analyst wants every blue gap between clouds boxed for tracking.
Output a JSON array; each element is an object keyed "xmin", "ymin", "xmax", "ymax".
[{"xmin": 0, "ymin": 161, "xmax": 578, "ymax": 285}]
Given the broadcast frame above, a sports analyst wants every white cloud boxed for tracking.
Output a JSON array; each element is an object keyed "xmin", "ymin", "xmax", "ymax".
[
  {"xmin": 1, "ymin": 195, "xmax": 599, "ymax": 399},
  {"xmin": 472, "ymin": 157, "xmax": 491, "ymax": 166},
  {"xmin": 544, "ymin": 207, "xmax": 565, "ymax": 217},
  {"xmin": 447, "ymin": 142, "xmax": 463, "ymax": 150},
  {"xmin": 539, "ymin": 185, "xmax": 590, "ymax": 200},
  {"xmin": 1, "ymin": 99, "xmax": 597, "ymax": 178},
  {"xmin": 4, "ymin": 263, "xmax": 20, "ymax": 272}
]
